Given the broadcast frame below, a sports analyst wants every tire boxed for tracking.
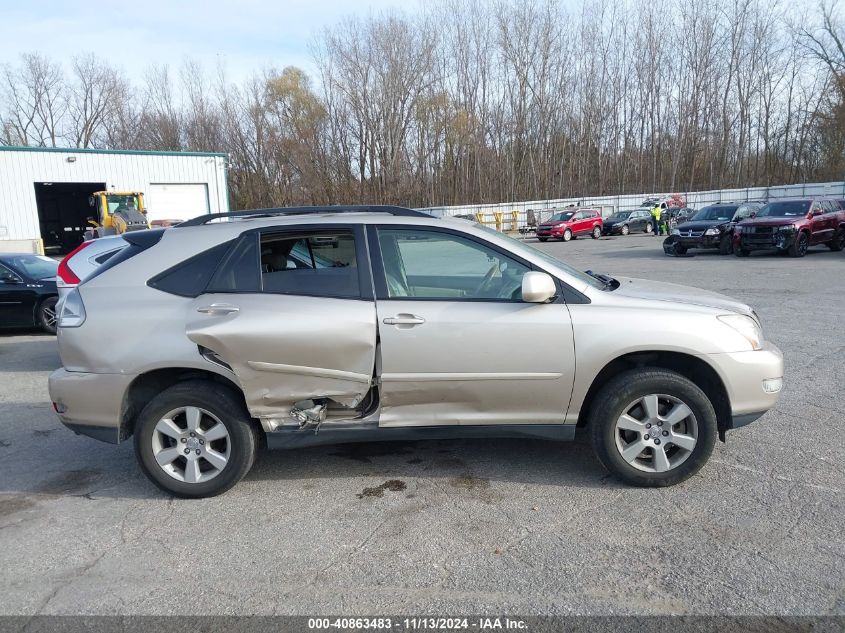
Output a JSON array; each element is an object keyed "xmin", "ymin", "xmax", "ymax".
[
  {"xmin": 588, "ymin": 368, "xmax": 717, "ymax": 487},
  {"xmin": 562, "ymin": 229, "xmax": 572, "ymax": 242},
  {"xmin": 592, "ymin": 226, "xmax": 602, "ymax": 239},
  {"xmin": 621, "ymin": 224, "xmax": 630, "ymax": 236},
  {"xmin": 538, "ymin": 237, "xmax": 548, "ymax": 242},
  {"xmin": 789, "ymin": 231, "xmax": 809, "ymax": 257},
  {"xmin": 718, "ymin": 234, "xmax": 733, "ymax": 255},
  {"xmin": 645, "ymin": 222, "xmax": 653, "ymax": 234},
  {"xmin": 134, "ymin": 380, "xmax": 259, "ymax": 498},
  {"xmin": 38, "ymin": 296, "xmax": 58, "ymax": 335},
  {"xmin": 827, "ymin": 227, "xmax": 844, "ymax": 251},
  {"xmin": 674, "ymin": 243, "xmax": 688, "ymax": 255}
]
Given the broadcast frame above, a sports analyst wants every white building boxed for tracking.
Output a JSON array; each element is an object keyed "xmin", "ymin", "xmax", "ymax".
[{"xmin": 0, "ymin": 146, "xmax": 229, "ymax": 254}]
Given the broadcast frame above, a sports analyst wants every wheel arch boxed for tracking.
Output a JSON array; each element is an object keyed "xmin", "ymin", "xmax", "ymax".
[
  {"xmin": 576, "ymin": 351, "xmax": 732, "ymax": 440},
  {"xmin": 120, "ymin": 367, "xmax": 260, "ymax": 443}
]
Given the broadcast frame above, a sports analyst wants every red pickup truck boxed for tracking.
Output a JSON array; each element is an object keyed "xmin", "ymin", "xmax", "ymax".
[{"xmin": 733, "ymin": 197, "xmax": 845, "ymax": 257}]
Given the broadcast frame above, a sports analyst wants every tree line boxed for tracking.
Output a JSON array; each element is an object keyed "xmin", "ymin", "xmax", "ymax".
[{"xmin": 2, "ymin": 0, "xmax": 844, "ymax": 210}]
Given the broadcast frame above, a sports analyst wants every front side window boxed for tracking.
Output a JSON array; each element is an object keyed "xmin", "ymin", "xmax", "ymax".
[{"xmin": 377, "ymin": 228, "xmax": 530, "ymax": 301}]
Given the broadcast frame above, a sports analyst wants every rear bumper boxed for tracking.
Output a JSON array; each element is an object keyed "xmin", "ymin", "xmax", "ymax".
[
  {"xmin": 706, "ymin": 342, "xmax": 784, "ymax": 425},
  {"xmin": 48, "ymin": 368, "xmax": 133, "ymax": 444}
]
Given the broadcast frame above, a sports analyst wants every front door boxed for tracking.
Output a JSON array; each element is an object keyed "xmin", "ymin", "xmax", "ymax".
[
  {"xmin": 185, "ymin": 227, "xmax": 377, "ymax": 420},
  {"xmin": 369, "ymin": 226, "xmax": 576, "ymax": 427}
]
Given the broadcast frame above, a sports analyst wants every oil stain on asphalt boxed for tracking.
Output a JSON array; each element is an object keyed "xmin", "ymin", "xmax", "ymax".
[{"xmin": 356, "ymin": 479, "xmax": 407, "ymax": 499}]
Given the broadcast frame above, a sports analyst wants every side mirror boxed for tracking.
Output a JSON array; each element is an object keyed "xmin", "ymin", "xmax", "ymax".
[
  {"xmin": 522, "ymin": 271, "xmax": 557, "ymax": 303},
  {"xmin": 0, "ymin": 272, "xmax": 21, "ymax": 284}
]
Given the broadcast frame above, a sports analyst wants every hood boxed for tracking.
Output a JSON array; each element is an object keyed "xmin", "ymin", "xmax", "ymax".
[
  {"xmin": 676, "ymin": 219, "xmax": 728, "ymax": 232},
  {"xmin": 539, "ymin": 220, "xmax": 568, "ymax": 228},
  {"xmin": 612, "ymin": 277, "xmax": 754, "ymax": 317},
  {"xmin": 603, "ymin": 217, "xmax": 629, "ymax": 226},
  {"xmin": 738, "ymin": 216, "xmax": 802, "ymax": 227}
]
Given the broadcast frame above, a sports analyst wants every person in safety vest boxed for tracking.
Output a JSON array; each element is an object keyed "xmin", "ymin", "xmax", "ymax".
[{"xmin": 651, "ymin": 205, "xmax": 661, "ymax": 236}]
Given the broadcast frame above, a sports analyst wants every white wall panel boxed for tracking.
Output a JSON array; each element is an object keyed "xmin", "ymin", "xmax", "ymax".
[{"xmin": 0, "ymin": 148, "xmax": 228, "ymax": 250}]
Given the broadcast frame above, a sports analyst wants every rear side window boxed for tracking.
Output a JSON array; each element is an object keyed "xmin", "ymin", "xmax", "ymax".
[
  {"xmin": 259, "ymin": 231, "xmax": 359, "ymax": 298},
  {"xmin": 148, "ymin": 242, "xmax": 232, "ymax": 297}
]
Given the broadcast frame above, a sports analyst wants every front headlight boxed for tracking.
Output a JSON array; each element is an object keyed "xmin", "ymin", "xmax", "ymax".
[
  {"xmin": 778, "ymin": 224, "xmax": 797, "ymax": 233},
  {"xmin": 671, "ymin": 228, "xmax": 680, "ymax": 236},
  {"xmin": 704, "ymin": 227, "xmax": 721, "ymax": 236},
  {"xmin": 718, "ymin": 314, "xmax": 763, "ymax": 350}
]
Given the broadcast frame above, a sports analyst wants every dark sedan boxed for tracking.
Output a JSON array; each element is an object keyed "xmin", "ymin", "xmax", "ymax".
[
  {"xmin": 0, "ymin": 253, "xmax": 59, "ymax": 334},
  {"xmin": 601, "ymin": 209, "xmax": 654, "ymax": 235}
]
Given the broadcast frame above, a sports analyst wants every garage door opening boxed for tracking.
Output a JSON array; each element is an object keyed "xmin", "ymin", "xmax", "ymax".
[{"xmin": 34, "ymin": 182, "xmax": 105, "ymax": 255}]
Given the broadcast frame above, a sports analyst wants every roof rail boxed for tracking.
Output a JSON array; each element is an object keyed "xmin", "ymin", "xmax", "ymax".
[{"xmin": 177, "ymin": 205, "xmax": 433, "ymax": 227}]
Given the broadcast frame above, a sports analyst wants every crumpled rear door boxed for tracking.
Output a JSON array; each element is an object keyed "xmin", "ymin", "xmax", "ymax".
[{"xmin": 186, "ymin": 293, "xmax": 377, "ymax": 419}]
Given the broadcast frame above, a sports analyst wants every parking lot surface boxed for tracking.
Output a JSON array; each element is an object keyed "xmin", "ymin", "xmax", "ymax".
[{"xmin": 0, "ymin": 233, "xmax": 842, "ymax": 615}]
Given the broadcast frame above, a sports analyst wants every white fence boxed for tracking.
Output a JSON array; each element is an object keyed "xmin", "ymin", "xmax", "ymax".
[{"xmin": 422, "ymin": 181, "xmax": 845, "ymax": 229}]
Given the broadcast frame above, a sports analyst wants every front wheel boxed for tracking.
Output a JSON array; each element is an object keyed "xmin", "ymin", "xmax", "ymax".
[
  {"xmin": 589, "ymin": 368, "xmax": 717, "ymax": 487},
  {"xmin": 562, "ymin": 229, "xmax": 572, "ymax": 242},
  {"xmin": 718, "ymin": 234, "xmax": 734, "ymax": 255},
  {"xmin": 621, "ymin": 224, "xmax": 630, "ymax": 236},
  {"xmin": 789, "ymin": 231, "xmax": 809, "ymax": 257},
  {"xmin": 134, "ymin": 381, "xmax": 259, "ymax": 498},
  {"xmin": 592, "ymin": 226, "xmax": 602, "ymax": 239},
  {"xmin": 38, "ymin": 296, "xmax": 58, "ymax": 334}
]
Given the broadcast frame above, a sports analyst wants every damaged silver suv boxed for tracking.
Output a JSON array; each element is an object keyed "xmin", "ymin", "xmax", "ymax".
[{"xmin": 49, "ymin": 206, "xmax": 784, "ymax": 497}]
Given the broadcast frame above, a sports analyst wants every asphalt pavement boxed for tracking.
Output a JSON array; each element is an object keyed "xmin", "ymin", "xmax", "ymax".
[{"xmin": 0, "ymin": 232, "xmax": 842, "ymax": 615}]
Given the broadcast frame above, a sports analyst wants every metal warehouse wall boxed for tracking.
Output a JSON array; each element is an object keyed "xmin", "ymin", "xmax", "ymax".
[
  {"xmin": 0, "ymin": 147, "xmax": 228, "ymax": 251},
  {"xmin": 423, "ymin": 181, "xmax": 845, "ymax": 227}
]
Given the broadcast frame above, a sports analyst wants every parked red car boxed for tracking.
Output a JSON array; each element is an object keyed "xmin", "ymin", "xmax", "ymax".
[
  {"xmin": 733, "ymin": 197, "xmax": 845, "ymax": 257},
  {"xmin": 536, "ymin": 208, "xmax": 603, "ymax": 242}
]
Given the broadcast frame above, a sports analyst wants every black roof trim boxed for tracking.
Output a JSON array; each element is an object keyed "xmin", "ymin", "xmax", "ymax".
[{"xmin": 177, "ymin": 205, "xmax": 432, "ymax": 227}]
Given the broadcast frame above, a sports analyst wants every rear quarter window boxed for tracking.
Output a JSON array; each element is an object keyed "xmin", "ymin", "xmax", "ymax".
[{"xmin": 147, "ymin": 242, "xmax": 233, "ymax": 297}]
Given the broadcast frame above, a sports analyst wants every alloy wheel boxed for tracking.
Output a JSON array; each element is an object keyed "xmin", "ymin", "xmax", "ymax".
[
  {"xmin": 151, "ymin": 406, "xmax": 231, "ymax": 483},
  {"xmin": 614, "ymin": 394, "xmax": 698, "ymax": 473},
  {"xmin": 621, "ymin": 225, "xmax": 630, "ymax": 235},
  {"xmin": 42, "ymin": 302, "xmax": 57, "ymax": 329}
]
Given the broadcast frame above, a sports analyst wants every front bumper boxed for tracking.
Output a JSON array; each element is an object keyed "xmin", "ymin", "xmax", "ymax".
[
  {"xmin": 602, "ymin": 225, "xmax": 621, "ymax": 235},
  {"xmin": 48, "ymin": 368, "xmax": 134, "ymax": 444},
  {"xmin": 676, "ymin": 234, "xmax": 722, "ymax": 249},
  {"xmin": 736, "ymin": 230, "xmax": 796, "ymax": 252},
  {"xmin": 705, "ymin": 341, "xmax": 784, "ymax": 427}
]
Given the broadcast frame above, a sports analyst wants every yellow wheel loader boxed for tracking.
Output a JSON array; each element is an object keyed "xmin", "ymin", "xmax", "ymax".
[{"xmin": 84, "ymin": 191, "xmax": 150, "ymax": 240}]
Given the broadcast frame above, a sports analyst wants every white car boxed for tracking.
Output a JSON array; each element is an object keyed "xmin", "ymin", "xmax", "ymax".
[{"xmin": 56, "ymin": 236, "xmax": 127, "ymax": 300}]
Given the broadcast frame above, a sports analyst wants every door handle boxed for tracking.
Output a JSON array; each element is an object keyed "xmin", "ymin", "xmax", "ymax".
[
  {"xmin": 197, "ymin": 303, "xmax": 239, "ymax": 315},
  {"xmin": 383, "ymin": 314, "xmax": 425, "ymax": 326}
]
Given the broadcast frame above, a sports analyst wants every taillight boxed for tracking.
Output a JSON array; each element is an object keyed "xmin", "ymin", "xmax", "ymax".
[
  {"xmin": 58, "ymin": 287, "xmax": 87, "ymax": 328},
  {"xmin": 57, "ymin": 241, "xmax": 92, "ymax": 285}
]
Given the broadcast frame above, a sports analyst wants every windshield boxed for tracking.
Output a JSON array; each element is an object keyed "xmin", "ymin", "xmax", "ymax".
[
  {"xmin": 691, "ymin": 205, "xmax": 738, "ymax": 222},
  {"xmin": 608, "ymin": 212, "xmax": 630, "ymax": 220},
  {"xmin": 106, "ymin": 194, "xmax": 141, "ymax": 215},
  {"xmin": 757, "ymin": 201, "xmax": 811, "ymax": 217},
  {"xmin": 549, "ymin": 212, "xmax": 575, "ymax": 222},
  {"xmin": 2, "ymin": 255, "xmax": 58, "ymax": 280},
  {"xmin": 475, "ymin": 225, "xmax": 606, "ymax": 290}
]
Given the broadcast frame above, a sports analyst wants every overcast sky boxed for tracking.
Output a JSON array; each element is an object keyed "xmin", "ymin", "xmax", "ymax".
[{"xmin": 1, "ymin": 0, "xmax": 416, "ymax": 81}]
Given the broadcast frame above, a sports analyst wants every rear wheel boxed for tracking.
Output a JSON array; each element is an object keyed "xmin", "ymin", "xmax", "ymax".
[
  {"xmin": 621, "ymin": 224, "xmax": 630, "ymax": 236},
  {"xmin": 589, "ymin": 368, "xmax": 717, "ymax": 487},
  {"xmin": 789, "ymin": 231, "xmax": 809, "ymax": 257},
  {"xmin": 562, "ymin": 229, "xmax": 572, "ymax": 242},
  {"xmin": 592, "ymin": 226, "xmax": 602, "ymax": 239},
  {"xmin": 134, "ymin": 381, "xmax": 259, "ymax": 498},
  {"xmin": 645, "ymin": 222, "xmax": 653, "ymax": 234},
  {"xmin": 38, "ymin": 297, "xmax": 58, "ymax": 335},
  {"xmin": 827, "ymin": 227, "xmax": 844, "ymax": 251},
  {"xmin": 718, "ymin": 234, "xmax": 734, "ymax": 255}
]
